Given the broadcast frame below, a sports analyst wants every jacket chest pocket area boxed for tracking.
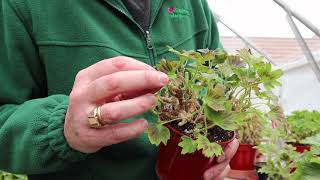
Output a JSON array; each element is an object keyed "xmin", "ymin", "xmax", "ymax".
[{"xmin": 152, "ymin": 4, "xmax": 209, "ymax": 61}]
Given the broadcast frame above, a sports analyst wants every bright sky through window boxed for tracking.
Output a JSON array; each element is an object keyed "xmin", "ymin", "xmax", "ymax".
[{"xmin": 210, "ymin": 0, "xmax": 320, "ymax": 37}]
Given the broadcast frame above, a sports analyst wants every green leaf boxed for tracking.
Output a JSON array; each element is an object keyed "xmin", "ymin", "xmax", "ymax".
[
  {"xmin": 202, "ymin": 51, "xmax": 214, "ymax": 62},
  {"xmin": 204, "ymin": 95, "xmax": 226, "ymax": 112},
  {"xmin": 211, "ymin": 84, "xmax": 226, "ymax": 97},
  {"xmin": 287, "ymin": 110, "xmax": 320, "ymax": 143},
  {"xmin": 204, "ymin": 104, "xmax": 224, "ymax": 125},
  {"xmin": 301, "ymin": 134, "xmax": 320, "ymax": 145},
  {"xmin": 146, "ymin": 123, "xmax": 170, "ymax": 146},
  {"xmin": 202, "ymin": 142, "xmax": 223, "ymax": 158},
  {"xmin": 272, "ymin": 69, "xmax": 283, "ymax": 79},
  {"xmin": 213, "ymin": 51, "xmax": 228, "ymax": 64},
  {"xmin": 196, "ymin": 135, "xmax": 223, "ymax": 157},
  {"xmin": 220, "ymin": 112, "xmax": 243, "ymax": 131},
  {"xmin": 219, "ymin": 63, "xmax": 234, "ymax": 77},
  {"xmin": 310, "ymin": 157, "xmax": 320, "ymax": 164},
  {"xmin": 207, "ymin": 100, "xmax": 226, "ymax": 111},
  {"xmin": 196, "ymin": 135, "xmax": 210, "ymax": 150},
  {"xmin": 295, "ymin": 162, "xmax": 320, "ymax": 180},
  {"xmin": 201, "ymin": 72, "xmax": 218, "ymax": 80},
  {"xmin": 168, "ymin": 71, "xmax": 177, "ymax": 78},
  {"xmin": 178, "ymin": 136, "xmax": 198, "ymax": 154},
  {"xmin": 190, "ymin": 84, "xmax": 204, "ymax": 94}
]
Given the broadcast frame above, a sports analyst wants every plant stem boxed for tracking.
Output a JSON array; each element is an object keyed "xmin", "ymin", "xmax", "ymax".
[
  {"xmin": 234, "ymin": 88, "xmax": 245, "ymax": 99},
  {"xmin": 159, "ymin": 117, "xmax": 183, "ymax": 126},
  {"xmin": 252, "ymin": 102, "xmax": 269, "ymax": 107},
  {"xmin": 199, "ymin": 123, "xmax": 216, "ymax": 132},
  {"xmin": 244, "ymin": 96, "xmax": 260, "ymax": 100},
  {"xmin": 203, "ymin": 116, "xmax": 208, "ymax": 136},
  {"xmin": 159, "ymin": 110, "xmax": 200, "ymax": 126},
  {"xmin": 209, "ymin": 61, "xmax": 214, "ymax": 70}
]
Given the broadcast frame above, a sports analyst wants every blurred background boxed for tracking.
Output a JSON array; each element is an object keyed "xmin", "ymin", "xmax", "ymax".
[{"xmin": 208, "ymin": 0, "xmax": 320, "ymax": 114}]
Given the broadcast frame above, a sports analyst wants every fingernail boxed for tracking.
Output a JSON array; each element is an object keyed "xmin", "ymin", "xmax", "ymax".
[
  {"xmin": 158, "ymin": 72, "xmax": 169, "ymax": 85},
  {"xmin": 142, "ymin": 120, "xmax": 149, "ymax": 128},
  {"xmin": 146, "ymin": 94, "xmax": 156, "ymax": 105}
]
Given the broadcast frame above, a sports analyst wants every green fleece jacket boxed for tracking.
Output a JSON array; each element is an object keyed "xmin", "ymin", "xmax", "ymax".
[{"xmin": 0, "ymin": 0, "xmax": 221, "ymax": 179}]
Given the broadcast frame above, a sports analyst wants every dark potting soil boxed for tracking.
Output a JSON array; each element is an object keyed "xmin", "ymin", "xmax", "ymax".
[{"xmin": 169, "ymin": 121, "xmax": 234, "ymax": 143}]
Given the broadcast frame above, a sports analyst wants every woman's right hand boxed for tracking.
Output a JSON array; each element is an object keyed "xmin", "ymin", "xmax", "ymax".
[{"xmin": 63, "ymin": 56, "xmax": 169, "ymax": 153}]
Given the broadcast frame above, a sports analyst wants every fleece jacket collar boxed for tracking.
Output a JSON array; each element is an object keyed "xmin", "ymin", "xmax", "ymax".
[{"xmin": 102, "ymin": 0, "xmax": 164, "ymax": 31}]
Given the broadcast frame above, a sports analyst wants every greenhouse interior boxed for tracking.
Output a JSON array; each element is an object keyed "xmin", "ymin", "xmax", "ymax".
[{"xmin": 0, "ymin": 0, "xmax": 319, "ymax": 180}]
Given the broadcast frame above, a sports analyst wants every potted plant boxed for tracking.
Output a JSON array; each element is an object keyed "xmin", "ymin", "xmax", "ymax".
[
  {"xmin": 294, "ymin": 135, "xmax": 320, "ymax": 179},
  {"xmin": 256, "ymin": 127, "xmax": 320, "ymax": 180},
  {"xmin": 257, "ymin": 144, "xmax": 320, "ymax": 180},
  {"xmin": 229, "ymin": 112, "xmax": 267, "ymax": 171},
  {"xmin": 256, "ymin": 143, "xmax": 302, "ymax": 180},
  {"xmin": 230, "ymin": 104, "xmax": 287, "ymax": 171},
  {"xmin": 146, "ymin": 48, "xmax": 283, "ymax": 180},
  {"xmin": 286, "ymin": 110, "xmax": 320, "ymax": 153}
]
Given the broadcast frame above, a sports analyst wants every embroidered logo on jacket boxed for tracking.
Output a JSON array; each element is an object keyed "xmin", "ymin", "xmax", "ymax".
[{"xmin": 168, "ymin": 7, "xmax": 190, "ymax": 18}]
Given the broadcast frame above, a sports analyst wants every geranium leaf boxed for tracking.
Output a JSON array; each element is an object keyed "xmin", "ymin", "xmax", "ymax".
[
  {"xmin": 294, "ymin": 162, "xmax": 320, "ymax": 180},
  {"xmin": 196, "ymin": 134, "xmax": 210, "ymax": 150},
  {"xmin": 217, "ymin": 63, "xmax": 233, "ymax": 77},
  {"xmin": 202, "ymin": 142, "xmax": 223, "ymax": 158},
  {"xmin": 178, "ymin": 136, "xmax": 198, "ymax": 154},
  {"xmin": 208, "ymin": 101, "xmax": 226, "ymax": 111},
  {"xmin": 146, "ymin": 123, "xmax": 170, "ymax": 146},
  {"xmin": 203, "ymin": 104, "xmax": 224, "ymax": 126},
  {"xmin": 196, "ymin": 135, "xmax": 223, "ymax": 157},
  {"xmin": 211, "ymin": 84, "xmax": 226, "ymax": 97}
]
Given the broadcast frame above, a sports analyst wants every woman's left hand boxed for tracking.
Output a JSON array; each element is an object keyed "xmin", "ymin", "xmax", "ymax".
[{"xmin": 203, "ymin": 139, "xmax": 239, "ymax": 180}]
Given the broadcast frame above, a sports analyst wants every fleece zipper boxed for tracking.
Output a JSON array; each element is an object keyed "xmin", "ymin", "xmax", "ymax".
[
  {"xmin": 105, "ymin": 1, "xmax": 164, "ymax": 66},
  {"xmin": 145, "ymin": 30, "xmax": 155, "ymax": 66}
]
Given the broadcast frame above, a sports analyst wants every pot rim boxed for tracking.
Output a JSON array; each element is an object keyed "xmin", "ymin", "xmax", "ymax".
[
  {"xmin": 286, "ymin": 142, "xmax": 311, "ymax": 147},
  {"xmin": 239, "ymin": 144, "xmax": 255, "ymax": 147},
  {"xmin": 165, "ymin": 124, "xmax": 236, "ymax": 146}
]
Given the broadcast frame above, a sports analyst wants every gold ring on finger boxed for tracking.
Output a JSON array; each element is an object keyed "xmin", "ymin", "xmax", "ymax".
[{"xmin": 88, "ymin": 106, "xmax": 102, "ymax": 128}]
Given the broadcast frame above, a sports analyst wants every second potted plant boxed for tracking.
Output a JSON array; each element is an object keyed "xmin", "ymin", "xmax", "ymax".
[
  {"xmin": 286, "ymin": 110, "xmax": 320, "ymax": 153},
  {"xmin": 229, "ymin": 112, "xmax": 266, "ymax": 171},
  {"xmin": 230, "ymin": 106, "xmax": 287, "ymax": 171},
  {"xmin": 256, "ymin": 120, "xmax": 320, "ymax": 180}
]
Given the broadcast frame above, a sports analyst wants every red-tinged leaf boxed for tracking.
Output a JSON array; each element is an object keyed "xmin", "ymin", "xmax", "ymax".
[
  {"xmin": 146, "ymin": 123, "xmax": 170, "ymax": 146},
  {"xmin": 196, "ymin": 135, "xmax": 223, "ymax": 157}
]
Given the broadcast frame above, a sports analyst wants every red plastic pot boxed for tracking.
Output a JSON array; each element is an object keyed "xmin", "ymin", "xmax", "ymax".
[
  {"xmin": 229, "ymin": 144, "xmax": 256, "ymax": 170},
  {"xmin": 156, "ymin": 125, "xmax": 235, "ymax": 180},
  {"xmin": 293, "ymin": 144, "xmax": 311, "ymax": 153}
]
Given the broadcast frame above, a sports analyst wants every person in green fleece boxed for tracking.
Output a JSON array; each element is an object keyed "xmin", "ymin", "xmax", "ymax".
[{"xmin": 0, "ymin": 0, "xmax": 239, "ymax": 179}]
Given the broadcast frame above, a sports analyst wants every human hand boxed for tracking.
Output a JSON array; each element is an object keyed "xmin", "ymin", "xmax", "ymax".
[
  {"xmin": 203, "ymin": 139, "xmax": 239, "ymax": 180},
  {"xmin": 64, "ymin": 56, "xmax": 169, "ymax": 153}
]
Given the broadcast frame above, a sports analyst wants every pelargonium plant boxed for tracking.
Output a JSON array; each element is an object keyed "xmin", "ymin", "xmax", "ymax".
[
  {"xmin": 146, "ymin": 47, "xmax": 283, "ymax": 157},
  {"xmin": 286, "ymin": 110, "xmax": 320, "ymax": 144},
  {"xmin": 256, "ymin": 123, "xmax": 320, "ymax": 180}
]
